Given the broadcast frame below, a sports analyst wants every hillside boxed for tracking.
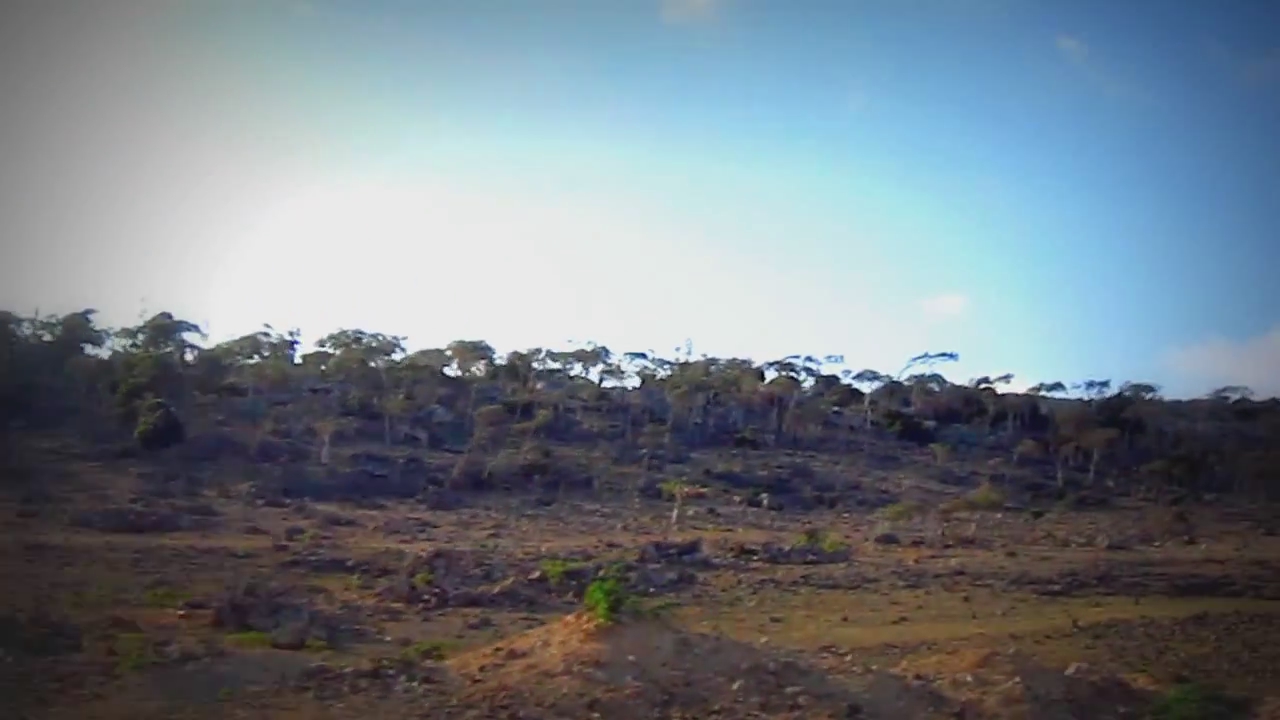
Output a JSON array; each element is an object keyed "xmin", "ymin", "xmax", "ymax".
[{"xmin": 3, "ymin": 308, "xmax": 1280, "ymax": 719}]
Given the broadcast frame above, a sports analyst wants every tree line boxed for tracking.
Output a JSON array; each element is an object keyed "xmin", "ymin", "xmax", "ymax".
[{"xmin": 2, "ymin": 308, "xmax": 1276, "ymax": 502}]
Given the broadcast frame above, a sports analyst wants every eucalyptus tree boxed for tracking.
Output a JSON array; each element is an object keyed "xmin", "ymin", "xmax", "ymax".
[
  {"xmin": 1027, "ymin": 381, "xmax": 1068, "ymax": 397},
  {"xmin": 663, "ymin": 356, "xmax": 715, "ymax": 445},
  {"xmin": 1, "ymin": 309, "xmax": 113, "ymax": 428},
  {"xmin": 715, "ymin": 357, "xmax": 766, "ymax": 437},
  {"xmin": 114, "ymin": 311, "xmax": 206, "ymax": 364},
  {"xmin": 214, "ymin": 325, "xmax": 301, "ymax": 398},
  {"xmin": 1206, "ymin": 385, "xmax": 1254, "ymax": 403},
  {"xmin": 445, "ymin": 340, "xmax": 496, "ymax": 378},
  {"xmin": 443, "ymin": 339, "xmax": 496, "ymax": 433},
  {"xmin": 895, "ymin": 351, "xmax": 959, "ymax": 382},
  {"xmin": 315, "ymin": 329, "xmax": 406, "ymax": 442},
  {"xmin": 761, "ymin": 357, "xmax": 807, "ymax": 445},
  {"xmin": 850, "ymin": 368, "xmax": 891, "ymax": 429},
  {"xmin": 1073, "ymin": 379, "xmax": 1113, "ymax": 401},
  {"xmin": 315, "ymin": 329, "xmax": 405, "ymax": 388},
  {"xmin": 112, "ymin": 312, "xmax": 207, "ymax": 423}
]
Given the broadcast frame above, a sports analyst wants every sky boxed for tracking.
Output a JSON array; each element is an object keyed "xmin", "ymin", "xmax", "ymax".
[{"xmin": 1, "ymin": 0, "xmax": 1278, "ymax": 397}]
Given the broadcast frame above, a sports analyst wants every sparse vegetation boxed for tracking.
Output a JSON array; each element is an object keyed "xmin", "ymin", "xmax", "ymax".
[
  {"xmin": 141, "ymin": 586, "xmax": 187, "ymax": 608},
  {"xmin": 225, "ymin": 631, "xmax": 273, "ymax": 649},
  {"xmin": 880, "ymin": 500, "xmax": 925, "ymax": 522},
  {"xmin": 1149, "ymin": 682, "xmax": 1251, "ymax": 720},
  {"xmin": 798, "ymin": 528, "xmax": 847, "ymax": 553},
  {"xmin": 944, "ymin": 481, "xmax": 1007, "ymax": 513},
  {"xmin": 582, "ymin": 575, "xmax": 631, "ymax": 624},
  {"xmin": 539, "ymin": 558, "xmax": 586, "ymax": 586},
  {"xmin": 112, "ymin": 632, "xmax": 157, "ymax": 673},
  {"xmin": 2, "ymin": 308, "xmax": 1276, "ymax": 502},
  {"xmin": 401, "ymin": 639, "xmax": 458, "ymax": 661},
  {"xmin": 4, "ymin": 306, "xmax": 1280, "ymax": 720}
]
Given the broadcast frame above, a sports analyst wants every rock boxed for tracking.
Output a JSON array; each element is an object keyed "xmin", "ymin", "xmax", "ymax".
[
  {"xmin": 757, "ymin": 542, "xmax": 852, "ymax": 565},
  {"xmin": 70, "ymin": 506, "xmax": 202, "ymax": 534},
  {"xmin": 284, "ymin": 525, "xmax": 308, "ymax": 541},
  {"xmin": 318, "ymin": 512, "xmax": 358, "ymax": 528},
  {"xmin": 1064, "ymin": 662, "xmax": 1090, "ymax": 677},
  {"xmin": 0, "ymin": 614, "xmax": 83, "ymax": 657},
  {"xmin": 466, "ymin": 616, "xmax": 495, "ymax": 630},
  {"xmin": 271, "ymin": 622, "xmax": 311, "ymax": 650},
  {"xmin": 177, "ymin": 431, "xmax": 248, "ymax": 463},
  {"xmin": 250, "ymin": 437, "xmax": 308, "ymax": 463},
  {"xmin": 631, "ymin": 566, "xmax": 697, "ymax": 594},
  {"xmin": 873, "ymin": 532, "xmax": 902, "ymax": 546},
  {"xmin": 1096, "ymin": 535, "xmax": 1131, "ymax": 551},
  {"xmin": 377, "ymin": 576, "xmax": 419, "ymax": 604},
  {"xmin": 637, "ymin": 538, "xmax": 704, "ymax": 564},
  {"xmin": 421, "ymin": 487, "xmax": 464, "ymax": 511},
  {"xmin": 636, "ymin": 478, "xmax": 665, "ymax": 501},
  {"xmin": 350, "ymin": 451, "xmax": 395, "ymax": 471},
  {"xmin": 212, "ymin": 580, "xmax": 316, "ymax": 636}
]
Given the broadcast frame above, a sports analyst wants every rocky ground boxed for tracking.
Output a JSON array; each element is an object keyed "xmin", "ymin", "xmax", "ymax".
[{"xmin": 3, "ymin": 437, "xmax": 1280, "ymax": 719}]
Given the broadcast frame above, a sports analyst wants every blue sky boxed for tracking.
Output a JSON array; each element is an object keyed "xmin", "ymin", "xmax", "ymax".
[{"xmin": 2, "ymin": 0, "xmax": 1278, "ymax": 396}]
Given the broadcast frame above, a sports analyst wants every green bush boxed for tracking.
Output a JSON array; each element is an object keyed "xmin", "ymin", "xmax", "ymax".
[
  {"xmin": 943, "ymin": 482, "xmax": 1006, "ymax": 514},
  {"xmin": 401, "ymin": 639, "xmax": 457, "ymax": 661},
  {"xmin": 798, "ymin": 528, "xmax": 847, "ymax": 552},
  {"xmin": 539, "ymin": 558, "xmax": 585, "ymax": 586},
  {"xmin": 134, "ymin": 398, "xmax": 185, "ymax": 451},
  {"xmin": 880, "ymin": 501, "xmax": 923, "ymax": 522},
  {"xmin": 583, "ymin": 576, "xmax": 629, "ymax": 623},
  {"xmin": 1150, "ymin": 682, "xmax": 1250, "ymax": 720},
  {"xmin": 225, "ymin": 630, "xmax": 272, "ymax": 649},
  {"xmin": 964, "ymin": 482, "xmax": 1006, "ymax": 511}
]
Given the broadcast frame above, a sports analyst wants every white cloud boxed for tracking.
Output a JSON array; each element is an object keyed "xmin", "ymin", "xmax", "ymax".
[
  {"xmin": 918, "ymin": 293, "xmax": 970, "ymax": 320},
  {"xmin": 660, "ymin": 0, "xmax": 721, "ymax": 25},
  {"xmin": 1055, "ymin": 34, "xmax": 1090, "ymax": 65},
  {"xmin": 1162, "ymin": 325, "xmax": 1280, "ymax": 399},
  {"xmin": 1053, "ymin": 33, "xmax": 1141, "ymax": 100}
]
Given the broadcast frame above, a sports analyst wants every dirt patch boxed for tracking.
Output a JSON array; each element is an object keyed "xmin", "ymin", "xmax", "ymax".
[{"xmin": 446, "ymin": 612, "xmax": 875, "ymax": 719}]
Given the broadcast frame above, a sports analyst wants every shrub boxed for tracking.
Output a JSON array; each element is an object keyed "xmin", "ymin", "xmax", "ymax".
[
  {"xmin": 113, "ymin": 632, "xmax": 156, "ymax": 673},
  {"xmin": 225, "ymin": 630, "xmax": 272, "ymax": 648},
  {"xmin": 943, "ymin": 482, "xmax": 1006, "ymax": 514},
  {"xmin": 880, "ymin": 410, "xmax": 936, "ymax": 445},
  {"xmin": 134, "ymin": 398, "xmax": 185, "ymax": 451},
  {"xmin": 659, "ymin": 480, "xmax": 686, "ymax": 501},
  {"xmin": 142, "ymin": 586, "xmax": 188, "ymax": 608},
  {"xmin": 964, "ymin": 481, "xmax": 1006, "ymax": 511},
  {"xmin": 880, "ymin": 501, "xmax": 924, "ymax": 522},
  {"xmin": 539, "ymin": 558, "xmax": 585, "ymax": 586},
  {"xmin": 798, "ymin": 528, "xmax": 847, "ymax": 553},
  {"xmin": 401, "ymin": 639, "xmax": 457, "ymax": 661},
  {"xmin": 583, "ymin": 575, "xmax": 631, "ymax": 624},
  {"xmin": 1150, "ymin": 682, "xmax": 1250, "ymax": 720}
]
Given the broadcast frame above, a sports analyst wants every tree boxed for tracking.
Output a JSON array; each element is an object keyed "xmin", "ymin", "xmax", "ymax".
[
  {"xmin": 115, "ymin": 312, "xmax": 205, "ymax": 363},
  {"xmin": 5, "ymin": 300, "xmax": 1280, "ymax": 506},
  {"xmin": 1079, "ymin": 426, "xmax": 1122, "ymax": 486},
  {"xmin": 850, "ymin": 369, "xmax": 890, "ymax": 429},
  {"xmin": 1207, "ymin": 385, "xmax": 1253, "ymax": 402},
  {"xmin": 317, "ymin": 329, "xmax": 406, "ymax": 439},
  {"xmin": 1027, "ymin": 381, "xmax": 1067, "ymax": 396}
]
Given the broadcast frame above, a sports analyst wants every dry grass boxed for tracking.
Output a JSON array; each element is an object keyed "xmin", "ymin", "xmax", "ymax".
[{"xmin": 4, "ymin": 445, "xmax": 1280, "ymax": 719}]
